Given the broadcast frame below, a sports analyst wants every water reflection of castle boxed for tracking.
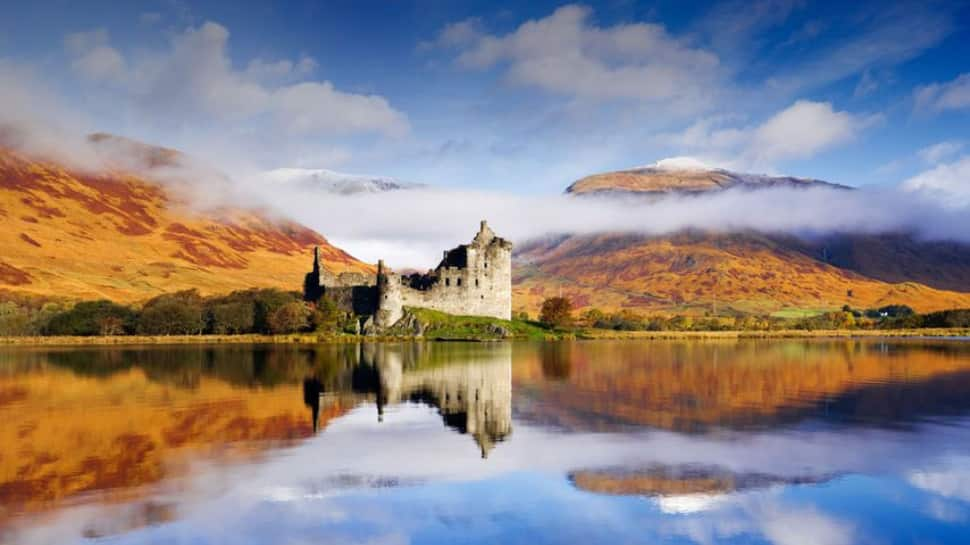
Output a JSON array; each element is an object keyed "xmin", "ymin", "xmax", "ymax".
[{"xmin": 304, "ymin": 343, "xmax": 512, "ymax": 458}]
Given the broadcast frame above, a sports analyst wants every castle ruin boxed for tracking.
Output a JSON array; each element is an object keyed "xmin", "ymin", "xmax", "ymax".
[{"xmin": 304, "ymin": 220, "xmax": 512, "ymax": 329}]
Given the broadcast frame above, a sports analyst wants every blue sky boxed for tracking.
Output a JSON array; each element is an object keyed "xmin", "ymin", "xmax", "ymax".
[{"xmin": 1, "ymin": 0, "xmax": 969, "ymax": 193}]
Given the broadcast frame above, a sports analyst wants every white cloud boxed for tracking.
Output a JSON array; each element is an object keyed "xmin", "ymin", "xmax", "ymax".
[
  {"xmin": 72, "ymin": 46, "xmax": 126, "ymax": 82},
  {"xmin": 244, "ymin": 55, "xmax": 318, "ymax": 83},
  {"xmin": 902, "ymin": 155, "xmax": 970, "ymax": 208},
  {"xmin": 750, "ymin": 100, "xmax": 869, "ymax": 163},
  {"xmin": 65, "ymin": 29, "xmax": 126, "ymax": 81},
  {"xmin": 0, "ymin": 59, "xmax": 102, "ymax": 169},
  {"xmin": 918, "ymin": 141, "xmax": 964, "ymax": 164},
  {"xmin": 661, "ymin": 100, "xmax": 876, "ymax": 171},
  {"xmin": 915, "ymin": 73, "xmax": 970, "ymax": 113},
  {"xmin": 272, "ymin": 82, "xmax": 407, "ymax": 136},
  {"xmin": 65, "ymin": 22, "xmax": 407, "ymax": 137},
  {"xmin": 436, "ymin": 5, "xmax": 719, "ymax": 107},
  {"xmin": 418, "ymin": 17, "xmax": 484, "ymax": 51}
]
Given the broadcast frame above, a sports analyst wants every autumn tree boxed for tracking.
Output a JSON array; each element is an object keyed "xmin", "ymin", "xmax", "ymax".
[
  {"xmin": 137, "ymin": 290, "xmax": 206, "ymax": 335},
  {"xmin": 267, "ymin": 301, "xmax": 311, "ymax": 334},
  {"xmin": 579, "ymin": 308, "xmax": 605, "ymax": 328},
  {"xmin": 208, "ymin": 301, "xmax": 255, "ymax": 334},
  {"xmin": 539, "ymin": 296, "xmax": 573, "ymax": 328},
  {"xmin": 45, "ymin": 300, "xmax": 137, "ymax": 336},
  {"xmin": 251, "ymin": 289, "xmax": 301, "ymax": 333}
]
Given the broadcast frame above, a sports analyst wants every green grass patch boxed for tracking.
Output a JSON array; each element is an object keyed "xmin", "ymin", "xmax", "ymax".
[{"xmin": 405, "ymin": 307, "xmax": 566, "ymax": 341}]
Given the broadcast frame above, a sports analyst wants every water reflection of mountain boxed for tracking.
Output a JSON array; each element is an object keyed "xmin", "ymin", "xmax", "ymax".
[
  {"xmin": 24, "ymin": 344, "xmax": 357, "ymax": 388},
  {"xmin": 9, "ymin": 343, "xmax": 515, "ymax": 457},
  {"xmin": 305, "ymin": 343, "xmax": 513, "ymax": 458},
  {"xmin": 0, "ymin": 342, "xmax": 514, "ymax": 523},
  {"xmin": 570, "ymin": 464, "xmax": 833, "ymax": 499},
  {"xmin": 513, "ymin": 340, "xmax": 970, "ymax": 432},
  {"xmin": 0, "ymin": 347, "xmax": 327, "ymax": 522}
]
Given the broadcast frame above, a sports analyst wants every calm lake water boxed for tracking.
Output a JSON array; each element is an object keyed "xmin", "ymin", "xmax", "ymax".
[{"xmin": 3, "ymin": 339, "xmax": 970, "ymax": 544}]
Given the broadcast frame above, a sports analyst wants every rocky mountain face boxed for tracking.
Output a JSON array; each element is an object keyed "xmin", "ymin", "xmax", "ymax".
[{"xmin": 0, "ymin": 141, "xmax": 370, "ymax": 303}]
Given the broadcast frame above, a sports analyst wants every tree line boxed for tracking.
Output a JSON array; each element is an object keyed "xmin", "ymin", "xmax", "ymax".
[
  {"xmin": 2, "ymin": 291, "xmax": 969, "ymax": 337},
  {"xmin": 534, "ymin": 296, "xmax": 970, "ymax": 332},
  {"xmin": 0, "ymin": 289, "xmax": 348, "ymax": 337}
]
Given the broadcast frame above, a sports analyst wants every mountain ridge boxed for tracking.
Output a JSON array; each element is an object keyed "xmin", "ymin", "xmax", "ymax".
[
  {"xmin": 511, "ymin": 162, "xmax": 970, "ymax": 315},
  {"xmin": 566, "ymin": 160, "xmax": 850, "ymax": 196},
  {"xmin": 0, "ymin": 143, "xmax": 370, "ymax": 303}
]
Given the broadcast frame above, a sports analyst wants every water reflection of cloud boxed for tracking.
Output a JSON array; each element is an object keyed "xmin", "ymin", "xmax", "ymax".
[
  {"xmin": 908, "ymin": 456, "xmax": 970, "ymax": 502},
  {"xmin": 657, "ymin": 494, "xmax": 857, "ymax": 545},
  {"xmin": 759, "ymin": 505, "xmax": 854, "ymax": 545},
  {"xmin": 8, "ymin": 406, "xmax": 970, "ymax": 545},
  {"xmin": 655, "ymin": 493, "xmax": 731, "ymax": 514}
]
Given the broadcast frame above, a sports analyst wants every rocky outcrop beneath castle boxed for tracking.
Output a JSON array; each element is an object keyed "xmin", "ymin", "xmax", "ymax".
[
  {"xmin": 378, "ymin": 309, "xmax": 426, "ymax": 337},
  {"xmin": 305, "ymin": 220, "xmax": 512, "ymax": 332}
]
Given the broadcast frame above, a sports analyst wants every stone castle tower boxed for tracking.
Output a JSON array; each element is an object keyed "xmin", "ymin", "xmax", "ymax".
[{"xmin": 306, "ymin": 220, "xmax": 513, "ymax": 329}]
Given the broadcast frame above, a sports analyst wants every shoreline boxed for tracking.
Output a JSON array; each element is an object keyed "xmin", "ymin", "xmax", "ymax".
[
  {"xmin": 0, "ymin": 328, "xmax": 967, "ymax": 347},
  {"xmin": 576, "ymin": 328, "xmax": 970, "ymax": 340}
]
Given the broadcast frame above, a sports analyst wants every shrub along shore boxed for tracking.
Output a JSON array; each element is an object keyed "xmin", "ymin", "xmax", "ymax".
[{"xmin": 1, "ymin": 289, "xmax": 968, "ymax": 346}]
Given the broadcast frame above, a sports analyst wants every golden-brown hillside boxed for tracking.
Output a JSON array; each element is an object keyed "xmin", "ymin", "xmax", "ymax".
[
  {"xmin": 534, "ymin": 166, "xmax": 970, "ymax": 316},
  {"xmin": 513, "ymin": 231, "xmax": 970, "ymax": 315},
  {"xmin": 0, "ymin": 146, "xmax": 370, "ymax": 303}
]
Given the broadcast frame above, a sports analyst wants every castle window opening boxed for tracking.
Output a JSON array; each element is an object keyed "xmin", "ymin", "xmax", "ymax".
[
  {"xmin": 445, "ymin": 278, "xmax": 450, "ymax": 286},
  {"xmin": 457, "ymin": 278, "xmax": 462, "ymax": 286},
  {"xmin": 475, "ymin": 279, "xmax": 479, "ymax": 287}
]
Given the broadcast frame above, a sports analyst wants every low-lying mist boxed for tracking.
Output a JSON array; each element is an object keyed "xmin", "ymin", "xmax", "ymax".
[
  {"xmin": 244, "ymin": 179, "xmax": 970, "ymax": 268},
  {"xmin": 4, "ymin": 104, "xmax": 968, "ymax": 270}
]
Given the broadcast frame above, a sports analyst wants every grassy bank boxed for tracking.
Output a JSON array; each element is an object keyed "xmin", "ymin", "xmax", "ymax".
[{"xmin": 402, "ymin": 308, "xmax": 566, "ymax": 341}]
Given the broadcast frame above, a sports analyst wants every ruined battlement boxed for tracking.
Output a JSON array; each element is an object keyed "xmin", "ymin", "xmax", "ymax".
[{"xmin": 305, "ymin": 220, "xmax": 512, "ymax": 330}]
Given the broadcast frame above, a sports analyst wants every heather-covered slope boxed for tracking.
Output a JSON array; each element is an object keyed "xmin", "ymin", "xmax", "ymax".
[
  {"xmin": 0, "ymin": 146, "xmax": 369, "ymax": 302},
  {"xmin": 514, "ymin": 163, "xmax": 970, "ymax": 316},
  {"xmin": 513, "ymin": 231, "xmax": 970, "ymax": 315}
]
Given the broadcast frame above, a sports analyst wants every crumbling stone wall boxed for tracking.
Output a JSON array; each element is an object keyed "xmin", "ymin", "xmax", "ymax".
[{"xmin": 306, "ymin": 220, "xmax": 512, "ymax": 329}]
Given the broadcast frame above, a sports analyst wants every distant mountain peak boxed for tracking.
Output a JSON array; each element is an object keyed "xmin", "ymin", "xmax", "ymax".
[
  {"xmin": 566, "ymin": 161, "xmax": 848, "ymax": 196},
  {"xmin": 263, "ymin": 167, "xmax": 421, "ymax": 195}
]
